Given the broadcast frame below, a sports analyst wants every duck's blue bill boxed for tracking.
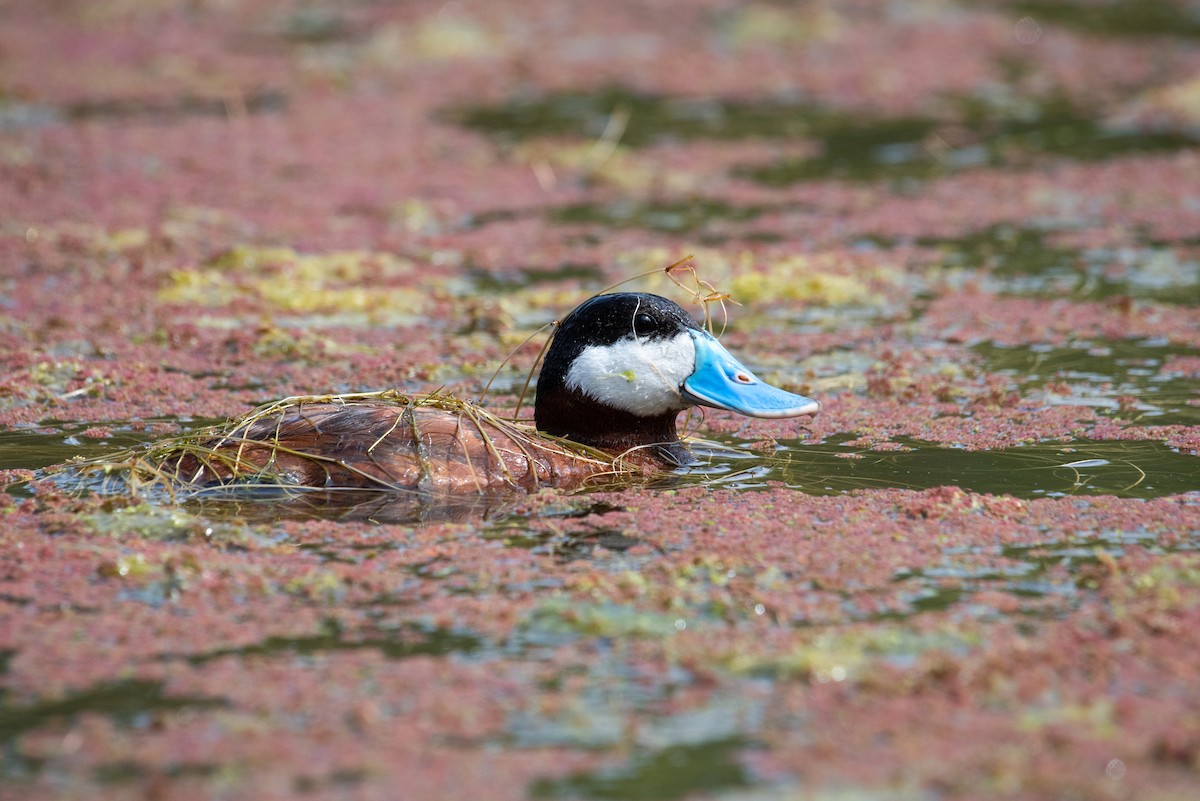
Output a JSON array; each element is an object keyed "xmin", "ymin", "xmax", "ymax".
[{"xmin": 682, "ymin": 330, "xmax": 821, "ymax": 418}]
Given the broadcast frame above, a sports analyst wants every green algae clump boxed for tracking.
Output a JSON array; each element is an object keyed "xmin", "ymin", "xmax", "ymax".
[{"xmin": 159, "ymin": 246, "xmax": 428, "ymax": 322}]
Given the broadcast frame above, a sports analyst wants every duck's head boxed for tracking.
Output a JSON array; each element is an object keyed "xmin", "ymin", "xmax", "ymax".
[{"xmin": 534, "ymin": 292, "xmax": 820, "ymax": 465}]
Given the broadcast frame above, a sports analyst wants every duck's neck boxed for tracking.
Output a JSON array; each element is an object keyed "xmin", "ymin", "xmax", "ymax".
[{"xmin": 534, "ymin": 385, "xmax": 693, "ymax": 467}]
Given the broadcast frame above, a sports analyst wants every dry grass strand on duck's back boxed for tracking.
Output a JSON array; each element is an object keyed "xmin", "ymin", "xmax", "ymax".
[{"xmin": 59, "ymin": 389, "xmax": 630, "ymax": 499}]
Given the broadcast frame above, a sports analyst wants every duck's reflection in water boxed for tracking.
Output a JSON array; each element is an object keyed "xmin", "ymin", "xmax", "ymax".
[{"xmin": 182, "ymin": 487, "xmax": 519, "ymax": 525}]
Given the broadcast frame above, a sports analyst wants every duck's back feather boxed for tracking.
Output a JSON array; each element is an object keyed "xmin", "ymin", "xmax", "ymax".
[{"xmin": 166, "ymin": 401, "xmax": 614, "ymax": 494}]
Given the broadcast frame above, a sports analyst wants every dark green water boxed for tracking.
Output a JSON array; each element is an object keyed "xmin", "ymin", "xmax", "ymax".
[
  {"xmin": 530, "ymin": 738, "xmax": 752, "ymax": 801},
  {"xmin": 914, "ymin": 225, "xmax": 1200, "ymax": 304},
  {"xmin": 974, "ymin": 339, "xmax": 1200, "ymax": 426},
  {"xmin": 446, "ymin": 87, "xmax": 1198, "ymax": 185},
  {"xmin": 549, "ymin": 198, "xmax": 769, "ymax": 234},
  {"xmin": 1004, "ymin": 0, "xmax": 1200, "ymax": 38},
  {"xmin": 180, "ymin": 621, "xmax": 481, "ymax": 665},
  {"xmin": 0, "ymin": 679, "xmax": 226, "ymax": 779},
  {"xmin": 0, "ymin": 423, "xmax": 158, "ymax": 473},
  {"xmin": 687, "ymin": 436, "xmax": 1199, "ymax": 499}
]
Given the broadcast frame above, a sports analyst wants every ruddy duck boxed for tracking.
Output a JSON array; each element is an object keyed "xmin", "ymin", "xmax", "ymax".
[{"xmin": 157, "ymin": 293, "xmax": 819, "ymax": 494}]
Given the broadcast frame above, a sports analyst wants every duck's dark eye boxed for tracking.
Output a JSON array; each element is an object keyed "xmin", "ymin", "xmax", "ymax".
[{"xmin": 633, "ymin": 312, "xmax": 655, "ymax": 337}]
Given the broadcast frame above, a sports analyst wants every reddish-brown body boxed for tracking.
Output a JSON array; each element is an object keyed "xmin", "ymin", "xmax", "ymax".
[{"xmin": 167, "ymin": 402, "xmax": 622, "ymax": 493}]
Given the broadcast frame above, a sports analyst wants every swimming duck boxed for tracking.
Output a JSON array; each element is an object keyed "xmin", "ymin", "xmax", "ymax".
[{"xmin": 158, "ymin": 292, "xmax": 819, "ymax": 494}]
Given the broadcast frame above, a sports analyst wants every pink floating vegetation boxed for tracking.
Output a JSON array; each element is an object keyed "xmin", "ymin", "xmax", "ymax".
[{"xmin": 1, "ymin": 1, "xmax": 1199, "ymax": 800}]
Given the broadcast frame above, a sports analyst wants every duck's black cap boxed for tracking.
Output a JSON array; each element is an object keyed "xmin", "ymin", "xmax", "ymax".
[{"xmin": 544, "ymin": 292, "xmax": 699, "ymax": 374}]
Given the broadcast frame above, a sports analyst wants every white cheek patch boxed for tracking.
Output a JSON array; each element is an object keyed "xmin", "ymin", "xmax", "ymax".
[{"xmin": 565, "ymin": 333, "xmax": 697, "ymax": 417}]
